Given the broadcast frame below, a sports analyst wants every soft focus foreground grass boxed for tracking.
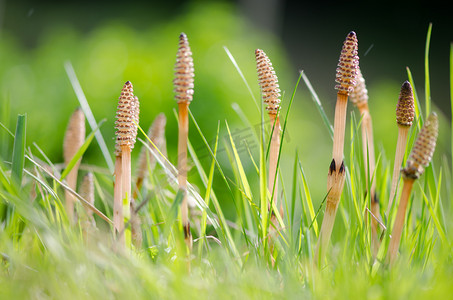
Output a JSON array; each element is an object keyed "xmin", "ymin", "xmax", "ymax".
[{"xmin": 1, "ymin": 2, "xmax": 453, "ymax": 300}]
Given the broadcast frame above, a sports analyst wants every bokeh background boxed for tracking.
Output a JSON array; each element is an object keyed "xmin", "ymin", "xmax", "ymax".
[{"xmin": 1, "ymin": 0, "xmax": 452, "ymax": 206}]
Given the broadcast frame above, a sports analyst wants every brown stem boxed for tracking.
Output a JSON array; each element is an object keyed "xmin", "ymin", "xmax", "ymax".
[
  {"xmin": 387, "ymin": 178, "xmax": 414, "ymax": 265},
  {"xmin": 315, "ymin": 92, "xmax": 349, "ymax": 264},
  {"xmin": 315, "ymin": 161, "xmax": 346, "ymax": 264},
  {"xmin": 387, "ymin": 126, "xmax": 409, "ymax": 216},
  {"xmin": 178, "ymin": 102, "xmax": 192, "ymax": 250}
]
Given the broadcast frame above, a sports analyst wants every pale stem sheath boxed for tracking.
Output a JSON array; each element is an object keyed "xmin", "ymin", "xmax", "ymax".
[
  {"xmin": 387, "ymin": 178, "xmax": 414, "ymax": 265},
  {"xmin": 387, "ymin": 126, "xmax": 410, "ymax": 216},
  {"xmin": 113, "ymin": 155, "xmax": 125, "ymax": 246},
  {"xmin": 332, "ymin": 93, "xmax": 348, "ymax": 168},
  {"xmin": 268, "ymin": 114, "xmax": 281, "ymax": 217}
]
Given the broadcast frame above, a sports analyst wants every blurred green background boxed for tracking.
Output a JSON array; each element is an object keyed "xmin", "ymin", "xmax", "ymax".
[{"xmin": 0, "ymin": 0, "xmax": 451, "ymax": 205}]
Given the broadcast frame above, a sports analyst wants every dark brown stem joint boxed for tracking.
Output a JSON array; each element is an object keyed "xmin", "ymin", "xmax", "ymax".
[{"xmin": 183, "ymin": 222, "xmax": 191, "ymax": 239}]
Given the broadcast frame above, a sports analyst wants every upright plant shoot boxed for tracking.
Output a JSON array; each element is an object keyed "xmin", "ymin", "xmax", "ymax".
[
  {"xmin": 315, "ymin": 31, "xmax": 359, "ymax": 263},
  {"xmin": 387, "ymin": 112, "xmax": 438, "ymax": 265},
  {"xmin": 174, "ymin": 32, "xmax": 195, "ymax": 250},
  {"xmin": 255, "ymin": 49, "xmax": 282, "ymax": 220},
  {"xmin": 114, "ymin": 81, "xmax": 139, "ymax": 245}
]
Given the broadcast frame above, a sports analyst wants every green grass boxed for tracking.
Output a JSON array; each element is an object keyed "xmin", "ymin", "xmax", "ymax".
[{"xmin": 1, "ymin": 24, "xmax": 452, "ymax": 299}]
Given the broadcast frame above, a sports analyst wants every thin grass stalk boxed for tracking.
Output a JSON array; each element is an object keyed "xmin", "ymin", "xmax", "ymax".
[
  {"xmin": 387, "ymin": 81, "xmax": 415, "ymax": 216},
  {"xmin": 387, "ymin": 112, "xmax": 438, "ymax": 265},
  {"xmin": 315, "ymin": 31, "xmax": 359, "ymax": 264},
  {"xmin": 174, "ymin": 33, "xmax": 195, "ymax": 251},
  {"xmin": 63, "ymin": 108, "xmax": 85, "ymax": 223}
]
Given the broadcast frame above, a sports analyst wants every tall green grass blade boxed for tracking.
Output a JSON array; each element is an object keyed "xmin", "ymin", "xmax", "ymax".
[
  {"xmin": 223, "ymin": 46, "xmax": 259, "ymax": 112},
  {"xmin": 424, "ymin": 23, "xmax": 433, "ymax": 119},
  {"xmin": 0, "ymin": 99, "xmax": 12, "ymax": 157},
  {"xmin": 257, "ymin": 98, "xmax": 268, "ymax": 243},
  {"xmin": 298, "ymin": 161, "xmax": 318, "ymax": 236},
  {"xmin": 450, "ymin": 43, "xmax": 453, "ymax": 182},
  {"xmin": 11, "ymin": 114, "xmax": 26, "ymax": 189},
  {"xmin": 60, "ymin": 119, "xmax": 105, "ymax": 181},
  {"xmin": 406, "ymin": 67, "xmax": 423, "ymax": 129},
  {"xmin": 64, "ymin": 61, "xmax": 114, "ymax": 173},
  {"xmin": 419, "ymin": 184, "xmax": 448, "ymax": 245},
  {"xmin": 225, "ymin": 121, "xmax": 253, "ymax": 201},
  {"xmin": 187, "ymin": 109, "xmax": 253, "ymax": 240},
  {"xmin": 197, "ymin": 122, "xmax": 220, "ymax": 255},
  {"xmin": 301, "ymin": 71, "xmax": 334, "ymax": 139}
]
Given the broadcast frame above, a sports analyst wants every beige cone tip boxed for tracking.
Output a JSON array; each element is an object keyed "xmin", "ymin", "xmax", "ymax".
[
  {"xmin": 402, "ymin": 112, "xmax": 438, "ymax": 179},
  {"xmin": 335, "ymin": 31, "xmax": 359, "ymax": 95},
  {"xmin": 396, "ymin": 81, "xmax": 415, "ymax": 126},
  {"xmin": 255, "ymin": 48, "xmax": 281, "ymax": 115}
]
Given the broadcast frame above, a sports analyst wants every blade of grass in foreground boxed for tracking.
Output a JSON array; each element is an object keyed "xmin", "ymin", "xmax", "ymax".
[
  {"xmin": 11, "ymin": 114, "xmax": 26, "ymax": 189},
  {"xmin": 187, "ymin": 122, "xmax": 241, "ymax": 261},
  {"xmin": 64, "ymin": 61, "xmax": 114, "ymax": 174},
  {"xmin": 301, "ymin": 71, "xmax": 334, "ymax": 139},
  {"xmin": 424, "ymin": 23, "xmax": 433, "ymax": 119},
  {"xmin": 223, "ymin": 46, "xmax": 259, "ymax": 113},
  {"xmin": 197, "ymin": 122, "xmax": 220, "ymax": 255},
  {"xmin": 26, "ymin": 155, "xmax": 113, "ymax": 225},
  {"xmin": 450, "ymin": 43, "xmax": 453, "ymax": 183},
  {"xmin": 406, "ymin": 67, "xmax": 423, "ymax": 129},
  {"xmin": 60, "ymin": 119, "xmax": 105, "ymax": 181}
]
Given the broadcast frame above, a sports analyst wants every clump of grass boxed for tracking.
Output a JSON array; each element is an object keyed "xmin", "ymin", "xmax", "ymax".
[
  {"xmin": 349, "ymin": 67, "xmax": 381, "ymax": 255},
  {"xmin": 387, "ymin": 81, "xmax": 415, "ymax": 216},
  {"xmin": 315, "ymin": 31, "xmax": 359, "ymax": 263},
  {"xmin": 174, "ymin": 32, "xmax": 195, "ymax": 251},
  {"xmin": 387, "ymin": 112, "xmax": 438, "ymax": 265},
  {"xmin": 63, "ymin": 107, "xmax": 85, "ymax": 223}
]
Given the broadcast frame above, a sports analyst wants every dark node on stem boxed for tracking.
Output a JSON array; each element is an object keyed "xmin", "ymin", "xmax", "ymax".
[
  {"xmin": 183, "ymin": 222, "xmax": 191, "ymax": 239},
  {"xmin": 329, "ymin": 159, "xmax": 336, "ymax": 174},
  {"xmin": 373, "ymin": 194, "xmax": 379, "ymax": 204},
  {"xmin": 339, "ymin": 161, "xmax": 345, "ymax": 174}
]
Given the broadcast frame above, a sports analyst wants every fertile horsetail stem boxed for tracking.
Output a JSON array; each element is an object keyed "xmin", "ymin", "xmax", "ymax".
[
  {"xmin": 256, "ymin": 49, "xmax": 282, "ymax": 218},
  {"xmin": 387, "ymin": 112, "xmax": 438, "ymax": 265},
  {"xmin": 63, "ymin": 107, "xmax": 85, "ymax": 223},
  {"xmin": 113, "ymin": 81, "xmax": 139, "ymax": 246},
  {"xmin": 315, "ymin": 31, "xmax": 359, "ymax": 264},
  {"xmin": 387, "ymin": 81, "xmax": 415, "ymax": 216},
  {"xmin": 174, "ymin": 32, "xmax": 195, "ymax": 251}
]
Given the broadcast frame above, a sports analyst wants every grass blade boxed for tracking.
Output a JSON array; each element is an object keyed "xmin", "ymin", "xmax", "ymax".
[
  {"xmin": 223, "ymin": 46, "xmax": 259, "ymax": 112},
  {"xmin": 64, "ymin": 61, "xmax": 114, "ymax": 173},
  {"xmin": 11, "ymin": 114, "xmax": 26, "ymax": 189},
  {"xmin": 60, "ymin": 119, "xmax": 105, "ymax": 181},
  {"xmin": 424, "ymin": 23, "xmax": 433, "ymax": 119},
  {"xmin": 301, "ymin": 71, "xmax": 334, "ymax": 139}
]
